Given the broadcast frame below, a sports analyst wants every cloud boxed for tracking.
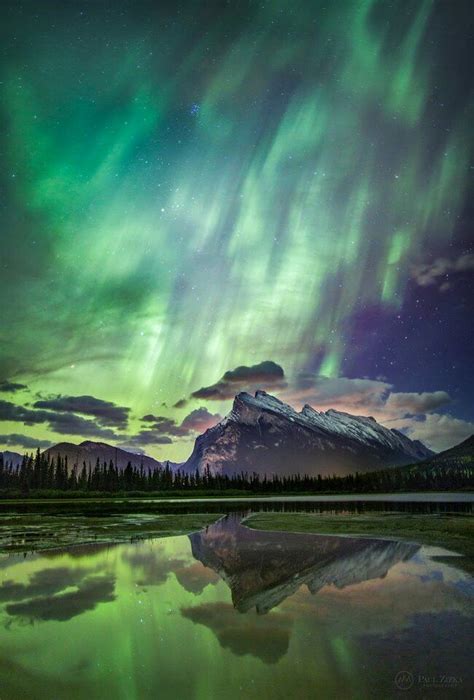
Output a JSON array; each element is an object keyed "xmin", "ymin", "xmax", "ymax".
[
  {"xmin": 0, "ymin": 370, "xmax": 464, "ymax": 454},
  {"xmin": 0, "ymin": 400, "xmax": 51, "ymax": 424},
  {"xmin": 222, "ymin": 361, "xmax": 285, "ymax": 384},
  {"xmin": 0, "ymin": 394, "xmax": 217, "ymax": 449},
  {"xmin": 281, "ymin": 374, "xmax": 392, "ymax": 411},
  {"xmin": 123, "ymin": 549, "xmax": 185, "ymax": 586},
  {"xmin": 0, "ymin": 398, "xmax": 121, "ymax": 441},
  {"xmin": 140, "ymin": 415, "xmax": 178, "ymax": 433},
  {"xmin": 0, "ymin": 566, "xmax": 116, "ymax": 622},
  {"xmin": 131, "ymin": 408, "xmax": 221, "ymax": 446},
  {"xmin": 0, "ymin": 567, "xmax": 87, "ymax": 602},
  {"xmin": 411, "ymin": 253, "xmax": 474, "ymax": 290},
  {"xmin": 124, "ymin": 415, "xmax": 178, "ymax": 446},
  {"xmin": 282, "ymin": 559, "xmax": 470, "ymax": 641},
  {"xmin": 276, "ymin": 374, "xmax": 462, "ymax": 451},
  {"xmin": 121, "ymin": 406, "xmax": 221, "ymax": 448},
  {"xmin": 0, "ymin": 433, "xmax": 52, "ymax": 449},
  {"xmin": 279, "ymin": 375, "xmax": 452, "ymax": 421},
  {"xmin": 179, "ymin": 408, "xmax": 222, "ymax": 434},
  {"xmin": 384, "ymin": 391, "xmax": 451, "ymax": 415},
  {"xmin": 191, "ymin": 361, "xmax": 286, "ymax": 400},
  {"xmin": 395, "ymin": 413, "xmax": 474, "ymax": 452},
  {"xmin": 48, "ymin": 415, "xmax": 121, "ymax": 440},
  {"xmin": 181, "ymin": 602, "xmax": 293, "ymax": 664},
  {"xmin": 0, "ymin": 380, "xmax": 27, "ymax": 393},
  {"xmin": 119, "ymin": 431, "xmax": 173, "ymax": 446},
  {"xmin": 33, "ymin": 395, "xmax": 130, "ymax": 428},
  {"xmin": 6, "ymin": 575, "xmax": 115, "ymax": 622},
  {"xmin": 120, "ymin": 406, "xmax": 221, "ymax": 449},
  {"xmin": 173, "ymin": 398, "xmax": 188, "ymax": 409},
  {"xmin": 174, "ymin": 563, "xmax": 220, "ymax": 595}
]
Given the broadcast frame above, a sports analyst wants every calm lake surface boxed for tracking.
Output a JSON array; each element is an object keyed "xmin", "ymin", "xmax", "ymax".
[{"xmin": 0, "ymin": 504, "xmax": 472, "ymax": 699}]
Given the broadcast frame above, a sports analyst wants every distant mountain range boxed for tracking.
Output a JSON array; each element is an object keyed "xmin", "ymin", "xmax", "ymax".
[
  {"xmin": 44, "ymin": 440, "xmax": 162, "ymax": 472},
  {"xmin": 182, "ymin": 391, "xmax": 433, "ymax": 477}
]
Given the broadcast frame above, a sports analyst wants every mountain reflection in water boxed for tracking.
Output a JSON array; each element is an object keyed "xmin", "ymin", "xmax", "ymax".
[
  {"xmin": 0, "ymin": 510, "xmax": 472, "ymax": 699},
  {"xmin": 188, "ymin": 513, "xmax": 419, "ymax": 613}
]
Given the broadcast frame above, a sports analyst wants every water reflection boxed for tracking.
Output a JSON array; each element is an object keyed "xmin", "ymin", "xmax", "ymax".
[
  {"xmin": 1, "ymin": 567, "xmax": 115, "ymax": 622},
  {"xmin": 189, "ymin": 513, "xmax": 419, "ymax": 613},
  {"xmin": 182, "ymin": 601, "xmax": 293, "ymax": 663},
  {"xmin": 0, "ymin": 512, "xmax": 472, "ymax": 699}
]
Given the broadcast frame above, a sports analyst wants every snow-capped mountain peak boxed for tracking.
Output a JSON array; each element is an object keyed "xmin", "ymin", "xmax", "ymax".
[{"xmin": 182, "ymin": 391, "xmax": 433, "ymax": 477}]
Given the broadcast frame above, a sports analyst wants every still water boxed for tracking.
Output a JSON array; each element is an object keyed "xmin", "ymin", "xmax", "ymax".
[{"xmin": 0, "ymin": 512, "xmax": 472, "ymax": 699}]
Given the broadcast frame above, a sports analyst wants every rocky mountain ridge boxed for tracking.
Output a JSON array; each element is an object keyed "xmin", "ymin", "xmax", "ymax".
[{"xmin": 182, "ymin": 390, "xmax": 433, "ymax": 477}]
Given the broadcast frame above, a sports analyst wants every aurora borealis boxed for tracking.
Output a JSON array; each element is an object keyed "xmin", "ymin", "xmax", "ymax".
[{"xmin": 1, "ymin": 0, "xmax": 473, "ymax": 460}]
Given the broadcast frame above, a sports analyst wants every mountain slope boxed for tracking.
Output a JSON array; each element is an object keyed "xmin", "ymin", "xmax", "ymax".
[
  {"xmin": 0, "ymin": 451, "xmax": 23, "ymax": 469},
  {"xmin": 44, "ymin": 441, "xmax": 162, "ymax": 472},
  {"xmin": 182, "ymin": 390, "xmax": 433, "ymax": 477},
  {"xmin": 422, "ymin": 435, "xmax": 474, "ymax": 468}
]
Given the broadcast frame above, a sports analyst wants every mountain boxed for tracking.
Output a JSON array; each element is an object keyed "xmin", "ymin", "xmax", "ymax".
[
  {"xmin": 421, "ymin": 435, "xmax": 474, "ymax": 469},
  {"xmin": 394, "ymin": 434, "xmax": 474, "ymax": 477},
  {"xmin": 0, "ymin": 451, "xmax": 23, "ymax": 468},
  {"xmin": 182, "ymin": 390, "xmax": 433, "ymax": 477},
  {"xmin": 189, "ymin": 514, "xmax": 418, "ymax": 614},
  {"xmin": 44, "ymin": 441, "xmax": 162, "ymax": 472}
]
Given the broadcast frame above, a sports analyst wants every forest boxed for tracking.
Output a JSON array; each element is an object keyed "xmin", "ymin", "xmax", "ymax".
[{"xmin": 0, "ymin": 449, "xmax": 472, "ymax": 497}]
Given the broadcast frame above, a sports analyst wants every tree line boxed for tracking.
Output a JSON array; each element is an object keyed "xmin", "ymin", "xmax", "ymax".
[{"xmin": 0, "ymin": 449, "xmax": 472, "ymax": 496}]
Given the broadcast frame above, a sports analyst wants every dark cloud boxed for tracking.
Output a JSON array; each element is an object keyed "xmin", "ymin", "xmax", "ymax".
[
  {"xmin": 131, "ymin": 408, "xmax": 220, "ymax": 447},
  {"xmin": 120, "ymin": 412, "xmax": 177, "ymax": 446},
  {"xmin": 191, "ymin": 361, "xmax": 286, "ymax": 401},
  {"xmin": 0, "ymin": 433, "xmax": 52, "ymax": 449},
  {"xmin": 45, "ymin": 412, "xmax": 121, "ymax": 440},
  {"xmin": 174, "ymin": 563, "xmax": 220, "ymax": 595},
  {"xmin": 0, "ymin": 567, "xmax": 85, "ymax": 602},
  {"xmin": 33, "ymin": 395, "xmax": 130, "ymax": 428},
  {"xmin": 0, "ymin": 398, "xmax": 121, "ymax": 441},
  {"xmin": 140, "ymin": 415, "xmax": 178, "ymax": 433},
  {"xmin": 0, "ymin": 380, "xmax": 27, "ymax": 393},
  {"xmin": 0, "ymin": 399, "xmax": 51, "ymax": 424},
  {"xmin": 179, "ymin": 408, "xmax": 221, "ymax": 434},
  {"xmin": 181, "ymin": 602, "xmax": 293, "ymax": 664},
  {"xmin": 119, "ymin": 430, "xmax": 173, "ymax": 446},
  {"xmin": 123, "ymin": 549, "xmax": 184, "ymax": 586},
  {"xmin": 0, "ymin": 566, "xmax": 116, "ymax": 622},
  {"xmin": 6, "ymin": 575, "xmax": 115, "ymax": 622},
  {"xmin": 173, "ymin": 398, "xmax": 188, "ymax": 409},
  {"xmin": 223, "ymin": 361, "xmax": 284, "ymax": 383}
]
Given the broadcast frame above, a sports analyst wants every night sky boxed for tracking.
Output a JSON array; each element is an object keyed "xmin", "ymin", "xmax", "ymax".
[{"xmin": 1, "ymin": 0, "xmax": 473, "ymax": 461}]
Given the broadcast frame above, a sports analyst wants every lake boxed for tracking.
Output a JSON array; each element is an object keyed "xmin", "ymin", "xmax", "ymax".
[{"xmin": 0, "ymin": 502, "xmax": 472, "ymax": 699}]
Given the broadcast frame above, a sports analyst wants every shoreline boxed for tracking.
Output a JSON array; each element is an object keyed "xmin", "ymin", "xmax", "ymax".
[{"xmin": 0, "ymin": 490, "xmax": 473, "ymax": 505}]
